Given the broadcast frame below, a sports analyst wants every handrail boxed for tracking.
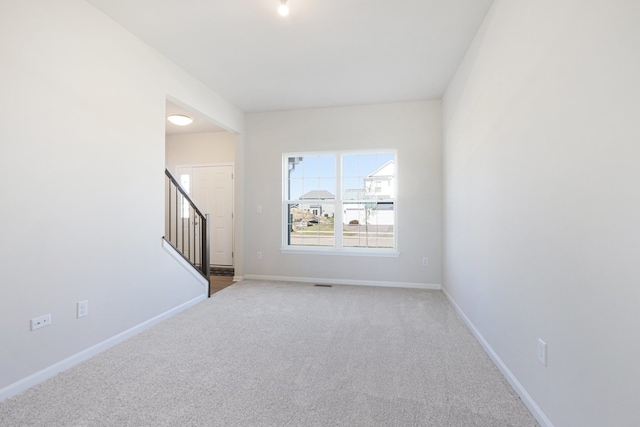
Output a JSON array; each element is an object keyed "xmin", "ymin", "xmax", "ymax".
[
  {"xmin": 165, "ymin": 169, "xmax": 207, "ymax": 219},
  {"xmin": 164, "ymin": 168, "xmax": 211, "ymax": 296}
]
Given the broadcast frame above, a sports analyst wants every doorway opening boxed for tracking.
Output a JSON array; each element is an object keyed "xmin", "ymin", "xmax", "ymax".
[{"xmin": 165, "ymin": 98, "xmax": 236, "ymax": 277}]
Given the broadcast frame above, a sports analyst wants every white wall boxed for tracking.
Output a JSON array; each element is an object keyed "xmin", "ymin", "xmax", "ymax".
[
  {"xmin": 0, "ymin": 0, "xmax": 243, "ymax": 396},
  {"xmin": 443, "ymin": 1, "xmax": 640, "ymax": 426},
  {"xmin": 245, "ymin": 101, "xmax": 442, "ymax": 287},
  {"xmin": 165, "ymin": 131, "xmax": 235, "ymax": 173}
]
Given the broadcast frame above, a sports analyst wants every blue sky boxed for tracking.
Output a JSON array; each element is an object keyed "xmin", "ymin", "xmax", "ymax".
[{"xmin": 288, "ymin": 153, "xmax": 393, "ymax": 199}]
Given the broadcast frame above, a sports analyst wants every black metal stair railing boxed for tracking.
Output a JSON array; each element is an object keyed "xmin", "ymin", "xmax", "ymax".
[{"xmin": 164, "ymin": 168, "xmax": 211, "ymax": 295}]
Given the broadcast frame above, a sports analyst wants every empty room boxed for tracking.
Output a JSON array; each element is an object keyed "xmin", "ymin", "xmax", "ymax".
[{"xmin": 1, "ymin": 1, "xmax": 639, "ymax": 426}]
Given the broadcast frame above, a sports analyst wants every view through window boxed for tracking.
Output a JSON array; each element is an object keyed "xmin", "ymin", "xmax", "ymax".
[{"xmin": 284, "ymin": 151, "xmax": 396, "ymax": 252}]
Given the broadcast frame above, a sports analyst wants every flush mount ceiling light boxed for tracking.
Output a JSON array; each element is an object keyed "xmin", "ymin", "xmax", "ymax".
[
  {"xmin": 167, "ymin": 114, "xmax": 193, "ymax": 126},
  {"xmin": 278, "ymin": 0, "xmax": 289, "ymax": 17}
]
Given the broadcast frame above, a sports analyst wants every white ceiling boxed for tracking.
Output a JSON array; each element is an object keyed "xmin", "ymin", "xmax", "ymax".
[{"xmin": 88, "ymin": 0, "xmax": 494, "ymax": 113}]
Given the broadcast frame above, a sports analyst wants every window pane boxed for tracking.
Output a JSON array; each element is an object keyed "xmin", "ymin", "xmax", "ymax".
[
  {"xmin": 287, "ymin": 157, "xmax": 304, "ymax": 179},
  {"xmin": 319, "ymin": 156, "xmax": 335, "ymax": 177},
  {"xmin": 342, "ymin": 154, "xmax": 395, "ymax": 198},
  {"xmin": 318, "ymin": 178, "xmax": 336, "ymax": 195},
  {"xmin": 287, "ymin": 155, "xmax": 336, "ymax": 200},
  {"xmin": 302, "ymin": 156, "xmax": 319, "ymax": 178},
  {"xmin": 180, "ymin": 174, "xmax": 190, "ymax": 219},
  {"xmin": 180, "ymin": 174, "xmax": 190, "ymax": 192},
  {"xmin": 287, "ymin": 203, "xmax": 335, "ymax": 247},
  {"xmin": 342, "ymin": 155, "xmax": 359, "ymax": 177},
  {"xmin": 343, "ymin": 201, "xmax": 394, "ymax": 248},
  {"xmin": 285, "ymin": 151, "xmax": 395, "ymax": 251},
  {"xmin": 289, "ymin": 178, "xmax": 304, "ymax": 200}
]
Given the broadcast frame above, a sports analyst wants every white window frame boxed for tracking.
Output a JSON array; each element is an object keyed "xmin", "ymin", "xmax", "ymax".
[{"xmin": 281, "ymin": 150, "xmax": 398, "ymax": 257}]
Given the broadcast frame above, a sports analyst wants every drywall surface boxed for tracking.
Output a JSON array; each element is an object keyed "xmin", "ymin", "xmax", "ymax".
[
  {"xmin": 245, "ymin": 101, "xmax": 442, "ymax": 286},
  {"xmin": 443, "ymin": 1, "xmax": 640, "ymax": 426},
  {"xmin": 165, "ymin": 131, "xmax": 235, "ymax": 173},
  {"xmin": 0, "ymin": 0, "xmax": 243, "ymax": 394}
]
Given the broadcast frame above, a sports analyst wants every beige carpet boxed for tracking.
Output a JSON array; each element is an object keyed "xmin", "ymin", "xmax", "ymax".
[{"xmin": 0, "ymin": 280, "xmax": 538, "ymax": 426}]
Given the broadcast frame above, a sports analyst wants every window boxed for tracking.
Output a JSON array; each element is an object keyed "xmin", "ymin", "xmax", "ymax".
[
  {"xmin": 283, "ymin": 151, "xmax": 396, "ymax": 254},
  {"xmin": 180, "ymin": 174, "xmax": 190, "ymax": 218}
]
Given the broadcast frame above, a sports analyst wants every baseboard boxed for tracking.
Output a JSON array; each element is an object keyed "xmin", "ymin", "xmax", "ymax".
[
  {"xmin": 244, "ymin": 274, "xmax": 440, "ymax": 290},
  {"xmin": 232, "ymin": 275, "xmax": 245, "ymax": 282},
  {"xmin": 441, "ymin": 288, "xmax": 554, "ymax": 427},
  {"xmin": 0, "ymin": 294, "xmax": 206, "ymax": 403}
]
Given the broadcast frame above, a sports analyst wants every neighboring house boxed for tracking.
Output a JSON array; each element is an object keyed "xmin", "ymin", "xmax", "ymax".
[
  {"xmin": 364, "ymin": 159, "xmax": 395, "ymax": 199},
  {"xmin": 294, "ymin": 161, "xmax": 396, "ymax": 225},
  {"xmin": 298, "ymin": 190, "xmax": 335, "ymax": 218},
  {"xmin": 343, "ymin": 160, "xmax": 395, "ymax": 225}
]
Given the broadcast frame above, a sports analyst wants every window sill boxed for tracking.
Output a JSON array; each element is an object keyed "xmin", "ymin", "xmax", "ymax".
[{"xmin": 280, "ymin": 247, "xmax": 400, "ymax": 257}]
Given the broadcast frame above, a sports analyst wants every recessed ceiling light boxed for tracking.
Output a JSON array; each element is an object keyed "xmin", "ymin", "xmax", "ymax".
[
  {"xmin": 278, "ymin": 0, "xmax": 289, "ymax": 16},
  {"xmin": 167, "ymin": 114, "xmax": 193, "ymax": 126}
]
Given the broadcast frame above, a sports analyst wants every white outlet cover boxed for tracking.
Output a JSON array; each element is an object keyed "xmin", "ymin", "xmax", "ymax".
[
  {"xmin": 537, "ymin": 339, "xmax": 547, "ymax": 366},
  {"xmin": 77, "ymin": 300, "xmax": 88, "ymax": 318},
  {"xmin": 31, "ymin": 313, "xmax": 52, "ymax": 331}
]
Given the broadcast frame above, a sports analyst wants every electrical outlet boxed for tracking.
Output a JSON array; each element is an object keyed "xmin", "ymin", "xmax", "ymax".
[
  {"xmin": 257, "ymin": 251, "xmax": 262, "ymax": 260},
  {"xmin": 422, "ymin": 257, "xmax": 428, "ymax": 267},
  {"xmin": 77, "ymin": 300, "xmax": 88, "ymax": 318},
  {"xmin": 31, "ymin": 314, "xmax": 52, "ymax": 331},
  {"xmin": 537, "ymin": 339, "xmax": 547, "ymax": 366}
]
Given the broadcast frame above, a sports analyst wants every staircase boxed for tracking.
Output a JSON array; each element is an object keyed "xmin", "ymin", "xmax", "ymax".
[{"xmin": 164, "ymin": 168, "xmax": 211, "ymax": 295}]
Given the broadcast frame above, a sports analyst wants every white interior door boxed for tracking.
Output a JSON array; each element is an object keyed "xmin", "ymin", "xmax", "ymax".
[{"xmin": 192, "ymin": 165, "xmax": 234, "ymax": 266}]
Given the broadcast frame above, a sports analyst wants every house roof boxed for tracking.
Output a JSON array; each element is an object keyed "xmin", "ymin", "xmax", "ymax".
[
  {"xmin": 299, "ymin": 190, "xmax": 335, "ymax": 200},
  {"xmin": 366, "ymin": 160, "xmax": 395, "ymax": 178}
]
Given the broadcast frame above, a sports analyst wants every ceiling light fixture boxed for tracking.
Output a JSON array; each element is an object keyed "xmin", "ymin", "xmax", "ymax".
[
  {"xmin": 167, "ymin": 114, "xmax": 193, "ymax": 126},
  {"xmin": 278, "ymin": 0, "xmax": 289, "ymax": 17}
]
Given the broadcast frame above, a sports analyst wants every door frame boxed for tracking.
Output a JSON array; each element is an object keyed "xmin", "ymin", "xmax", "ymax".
[{"xmin": 175, "ymin": 162, "xmax": 235, "ymax": 267}]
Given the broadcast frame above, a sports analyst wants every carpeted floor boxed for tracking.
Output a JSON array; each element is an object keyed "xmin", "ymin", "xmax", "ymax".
[{"xmin": 0, "ymin": 280, "xmax": 538, "ymax": 426}]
